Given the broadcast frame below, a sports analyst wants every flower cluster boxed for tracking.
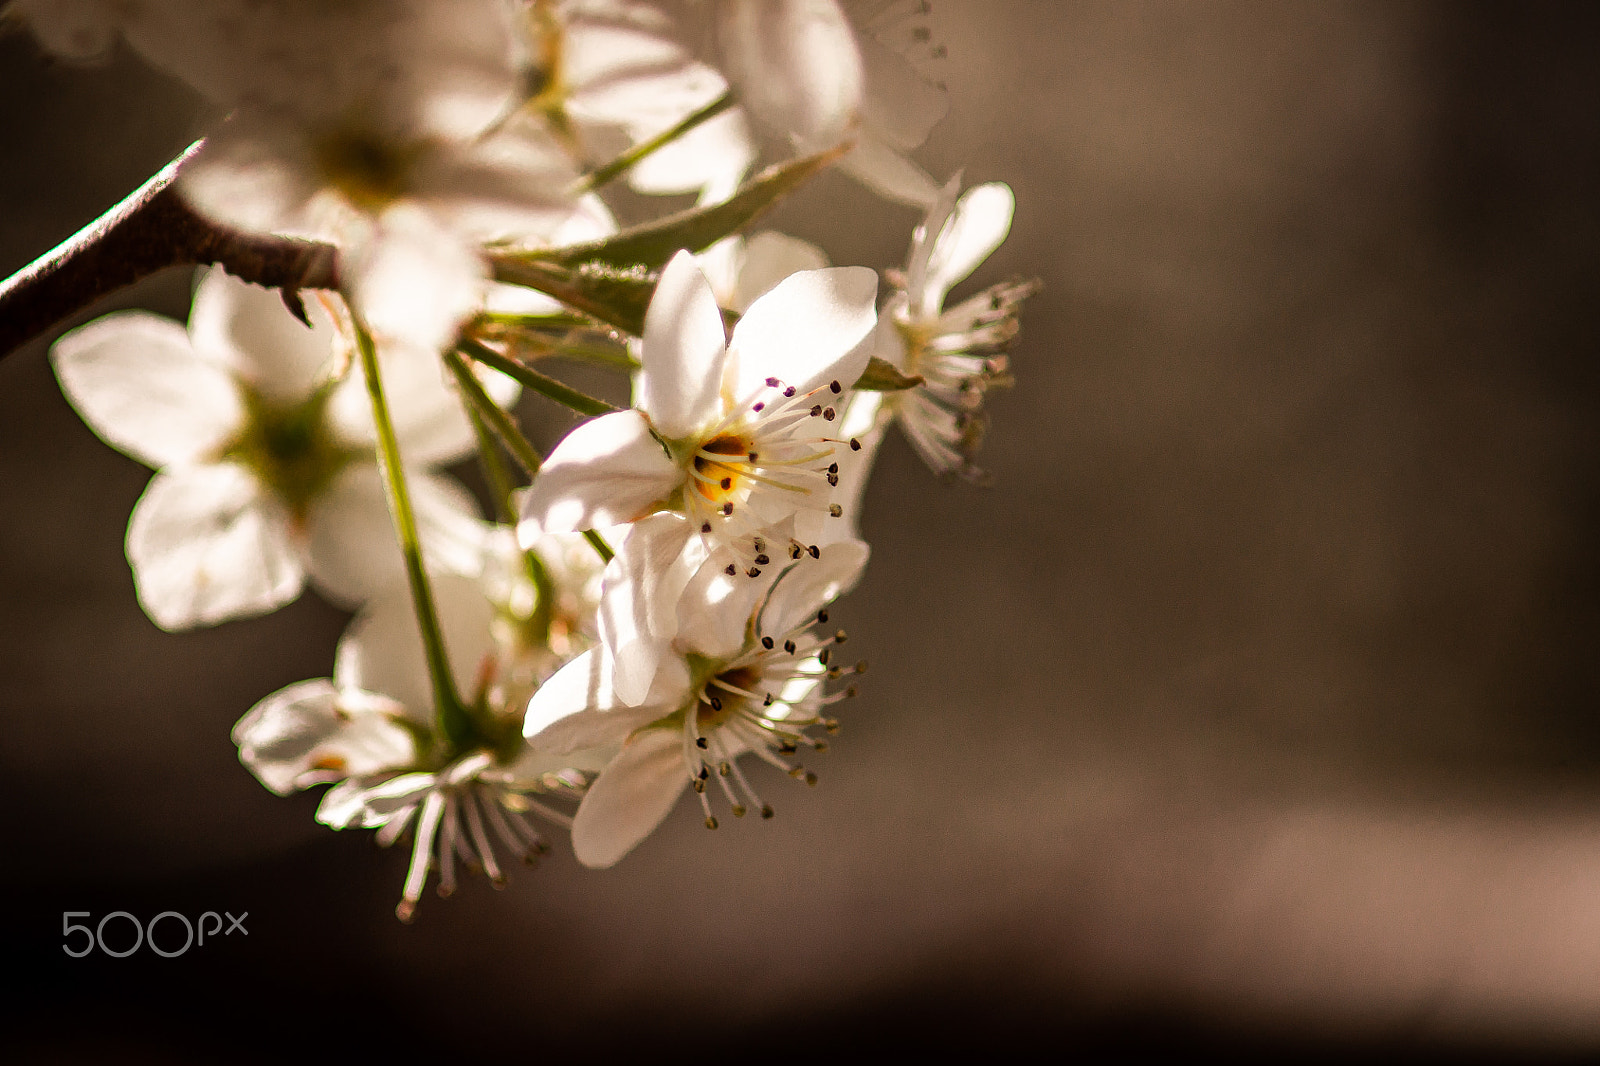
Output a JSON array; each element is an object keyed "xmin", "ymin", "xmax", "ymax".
[{"xmin": 20, "ymin": 0, "xmax": 1037, "ymax": 919}]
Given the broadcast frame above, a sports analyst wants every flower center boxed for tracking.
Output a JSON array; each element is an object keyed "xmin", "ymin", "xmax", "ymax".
[
  {"xmin": 224, "ymin": 384, "xmax": 355, "ymax": 521},
  {"xmin": 691, "ymin": 433, "xmax": 754, "ymax": 506},
  {"xmin": 314, "ymin": 127, "xmax": 421, "ymax": 213}
]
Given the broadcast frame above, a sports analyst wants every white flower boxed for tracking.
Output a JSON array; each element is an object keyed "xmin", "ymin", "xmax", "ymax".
[
  {"xmin": 51, "ymin": 269, "xmax": 500, "ymax": 629},
  {"xmin": 880, "ymin": 177, "xmax": 1038, "ymax": 480},
  {"xmin": 522, "ymin": 540, "xmax": 869, "ymax": 868},
  {"xmin": 716, "ymin": 0, "xmax": 948, "ymax": 207},
  {"xmin": 234, "ymin": 574, "xmax": 599, "ymax": 921},
  {"xmin": 517, "ymin": 250, "xmax": 876, "ymax": 702},
  {"xmin": 481, "ymin": 525, "xmax": 606, "ymax": 681},
  {"xmin": 156, "ymin": 0, "xmax": 584, "ymax": 352},
  {"xmin": 698, "ymin": 229, "xmax": 829, "ymax": 315},
  {"xmin": 517, "ymin": 0, "xmax": 755, "ymax": 198}
]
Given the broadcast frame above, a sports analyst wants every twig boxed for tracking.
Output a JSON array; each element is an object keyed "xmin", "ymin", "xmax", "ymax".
[{"xmin": 0, "ymin": 141, "xmax": 338, "ymax": 359}]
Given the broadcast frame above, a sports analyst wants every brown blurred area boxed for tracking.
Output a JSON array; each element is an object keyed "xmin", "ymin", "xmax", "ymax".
[{"xmin": 3, "ymin": 1, "xmax": 1599, "ymax": 1059}]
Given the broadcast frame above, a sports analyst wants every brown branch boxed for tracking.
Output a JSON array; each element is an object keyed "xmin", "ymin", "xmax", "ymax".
[{"xmin": 0, "ymin": 141, "xmax": 339, "ymax": 360}]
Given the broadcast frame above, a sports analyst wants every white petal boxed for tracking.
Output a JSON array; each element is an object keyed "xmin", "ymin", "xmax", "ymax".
[
  {"xmin": 759, "ymin": 538, "xmax": 870, "ymax": 638},
  {"xmin": 347, "ymin": 203, "xmax": 486, "ymax": 353},
  {"xmin": 570, "ymin": 729, "xmax": 687, "ymax": 868},
  {"xmin": 188, "ymin": 267, "xmax": 339, "ymax": 405},
  {"xmin": 855, "ymin": 28, "xmax": 949, "ymax": 152},
  {"xmin": 730, "ymin": 231, "xmax": 829, "ymax": 315},
  {"xmin": 417, "ymin": 126, "xmax": 585, "ymax": 244},
  {"xmin": 597, "ymin": 514, "xmax": 703, "ymax": 706},
  {"xmin": 837, "ymin": 127, "xmax": 941, "ymax": 208},
  {"xmin": 126, "ymin": 463, "xmax": 304, "ymax": 630},
  {"xmin": 336, "ymin": 572, "xmax": 498, "ymax": 724},
  {"xmin": 718, "ymin": 0, "xmax": 862, "ymax": 149},
  {"xmin": 628, "ymin": 107, "xmax": 755, "ymax": 197},
  {"xmin": 177, "ymin": 112, "xmax": 323, "ymax": 237},
  {"xmin": 523, "ymin": 648, "xmax": 690, "ymax": 751},
  {"xmin": 303, "ymin": 465, "xmax": 484, "ymax": 609},
  {"xmin": 678, "ymin": 550, "xmax": 770, "ymax": 660},
  {"xmin": 232, "ymin": 679, "xmax": 416, "ymax": 795},
  {"xmin": 727, "ymin": 266, "xmax": 878, "ymax": 400},
  {"xmin": 517, "ymin": 411, "xmax": 679, "ymax": 535},
  {"xmin": 326, "ymin": 341, "xmax": 482, "ymax": 466},
  {"xmin": 315, "ymin": 779, "xmax": 374, "ymax": 829},
  {"xmin": 924, "ymin": 182, "xmax": 1016, "ymax": 310},
  {"xmin": 638, "ymin": 251, "xmax": 729, "ymax": 440},
  {"xmin": 52, "ymin": 312, "xmax": 244, "ymax": 467}
]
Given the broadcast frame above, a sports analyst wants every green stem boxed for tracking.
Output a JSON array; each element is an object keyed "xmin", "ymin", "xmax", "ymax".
[
  {"xmin": 459, "ymin": 336, "xmax": 618, "ymax": 417},
  {"xmin": 464, "ymin": 401, "xmax": 518, "ymax": 525},
  {"xmin": 445, "ymin": 349, "xmax": 544, "ymax": 476},
  {"xmin": 353, "ymin": 319, "xmax": 472, "ymax": 752},
  {"xmin": 583, "ymin": 529, "xmax": 615, "ymax": 564},
  {"xmin": 571, "ymin": 90, "xmax": 735, "ymax": 195}
]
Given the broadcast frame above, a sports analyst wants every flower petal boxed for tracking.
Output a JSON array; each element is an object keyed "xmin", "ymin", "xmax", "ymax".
[
  {"xmin": 758, "ymin": 538, "xmax": 869, "ymax": 638},
  {"xmin": 52, "ymin": 311, "xmax": 244, "ymax": 467},
  {"xmin": 232, "ymin": 679, "xmax": 416, "ymax": 795},
  {"xmin": 517, "ymin": 410, "xmax": 679, "ymax": 535},
  {"xmin": 303, "ymin": 465, "xmax": 484, "ymax": 609},
  {"xmin": 837, "ymin": 126, "xmax": 941, "ymax": 208},
  {"xmin": 126, "ymin": 463, "xmax": 304, "ymax": 630},
  {"xmin": 336, "ymin": 572, "xmax": 498, "ymax": 721},
  {"xmin": 729, "ymin": 231, "xmax": 829, "ymax": 314},
  {"xmin": 347, "ymin": 202, "xmax": 486, "ymax": 353},
  {"xmin": 597, "ymin": 513, "xmax": 703, "ymax": 706},
  {"xmin": 718, "ymin": 0, "xmax": 862, "ymax": 149},
  {"xmin": 188, "ymin": 267, "xmax": 339, "ymax": 405},
  {"xmin": 727, "ymin": 266, "xmax": 878, "ymax": 400},
  {"xmin": 325, "ymin": 341, "xmax": 485, "ymax": 466},
  {"xmin": 923, "ymin": 182, "xmax": 1016, "ymax": 309},
  {"xmin": 638, "ymin": 251, "xmax": 729, "ymax": 439},
  {"xmin": 570, "ymin": 728, "xmax": 687, "ymax": 868},
  {"xmin": 523, "ymin": 648, "xmax": 691, "ymax": 752}
]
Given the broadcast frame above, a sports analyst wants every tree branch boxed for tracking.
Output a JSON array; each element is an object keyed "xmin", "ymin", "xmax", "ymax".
[{"xmin": 0, "ymin": 141, "xmax": 338, "ymax": 359}]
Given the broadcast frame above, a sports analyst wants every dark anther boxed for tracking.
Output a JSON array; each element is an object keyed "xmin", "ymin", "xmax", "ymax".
[
  {"xmin": 709, "ymin": 696, "xmax": 723, "ymax": 711},
  {"xmin": 701, "ymin": 522, "xmax": 712, "ymax": 534},
  {"xmin": 829, "ymin": 380, "xmax": 842, "ymax": 394},
  {"xmin": 818, "ymin": 648, "xmax": 831, "ymax": 666},
  {"xmin": 834, "ymin": 629, "xmax": 847, "ymax": 643},
  {"xmin": 748, "ymin": 451, "xmax": 759, "ymax": 462},
  {"xmin": 766, "ymin": 376, "xmax": 780, "ymax": 387},
  {"xmin": 696, "ymin": 737, "xmax": 708, "ymax": 749},
  {"xmin": 817, "ymin": 609, "xmax": 829, "ymax": 623},
  {"xmin": 754, "ymin": 553, "xmax": 770, "ymax": 565},
  {"xmin": 828, "ymin": 504, "xmax": 843, "ymax": 518},
  {"xmin": 761, "ymin": 805, "xmax": 775, "ymax": 819},
  {"xmin": 783, "ymin": 386, "xmax": 796, "ymax": 397},
  {"xmin": 752, "ymin": 402, "xmax": 765, "ymax": 412},
  {"xmin": 762, "ymin": 636, "xmax": 775, "ymax": 649},
  {"xmin": 722, "ymin": 502, "xmax": 733, "ymax": 515},
  {"xmin": 790, "ymin": 545, "xmax": 803, "ymax": 559},
  {"xmin": 827, "ymin": 473, "xmax": 839, "ymax": 486},
  {"xmin": 705, "ymin": 816, "xmax": 718, "ymax": 830},
  {"xmin": 747, "ymin": 566, "xmax": 762, "ymax": 578},
  {"xmin": 823, "ymin": 408, "xmax": 836, "ymax": 421},
  {"xmin": 693, "ymin": 779, "xmax": 706, "ymax": 793},
  {"xmin": 828, "ymin": 462, "xmax": 839, "ymax": 474},
  {"xmin": 783, "ymin": 639, "xmax": 797, "ymax": 654},
  {"xmin": 720, "ymin": 477, "xmax": 732, "ymax": 490},
  {"xmin": 849, "ymin": 438, "xmax": 862, "ymax": 451},
  {"xmin": 725, "ymin": 564, "xmax": 737, "ymax": 576},
  {"xmin": 808, "ymin": 544, "xmax": 821, "ymax": 558},
  {"xmin": 810, "ymin": 404, "xmax": 823, "ymax": 417}
]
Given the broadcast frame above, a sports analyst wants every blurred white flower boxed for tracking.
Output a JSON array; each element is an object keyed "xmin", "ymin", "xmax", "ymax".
[
  {"xmin": 51, "ymin": 269, "xmax": 500, "ymax": 629},
  {"xmin": 143, "ymin": 0, "xmax": 584, "ymax": 351},
  {"xmin": 517, "ymin": 0, "xmax": 755, "ymax": 197},
  {"xmin": 235, "ymin": 574, "xmax": 600, "ymax": 921},
  {"xmin": 880, "ymin": 177, "xmax": 1038, "ymax": 480},
  {"xmin": 517, "ymin": 250, "xmax": 876, "ymax": 703},
  {"xmin": 522, "ymin": 540, "xmax": 868, "ymax": 868},
  {"xmin": 716, "ymin": 0, "xmax": 948, "ymax": 206}
]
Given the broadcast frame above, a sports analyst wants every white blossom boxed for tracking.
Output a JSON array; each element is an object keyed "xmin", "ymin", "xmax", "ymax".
[
  {"xmin": 880, "ymin": 176, "xmax": 1038, "ymax": 480},
  {"xmin": 235, "ymin": 573, "xmax": 601, "ymax": 921},
  {"xmin": 516, "ymin": 0, "xmax": 755, "ymax": 197},
  {"xmin": 517, "ymin": 250, "xmax": 876, "ymax": 703},
  {"xmin": 51, "ymin": 269, "xmax": 500, "ymax": 629},
  {"xmin": 522, "ymin": 540, "xmax": 868, "ymax": 868}
]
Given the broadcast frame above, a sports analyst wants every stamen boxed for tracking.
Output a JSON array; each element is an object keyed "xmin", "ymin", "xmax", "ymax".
[
  {"xmin": 396, "ymin": 791, "xmax": 446, "ymax": 923},
  {"xmin": 464, "ymin": 789, "xmax": 506, "ymax": 887}
]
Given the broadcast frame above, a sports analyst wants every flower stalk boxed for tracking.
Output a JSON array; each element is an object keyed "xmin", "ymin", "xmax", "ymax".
[
  {"xmin": 352, "ymin": 316, "xmax": 472, "ymax": 751},
  {"xmin": 458, "ymin": 336, "xmax": 618, "ymax": 417}
]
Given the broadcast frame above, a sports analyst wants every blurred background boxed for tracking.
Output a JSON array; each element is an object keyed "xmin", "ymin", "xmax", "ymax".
[{"xmin": 3, "ymin": 1, "xmax": 1599, "ymax": 1058}]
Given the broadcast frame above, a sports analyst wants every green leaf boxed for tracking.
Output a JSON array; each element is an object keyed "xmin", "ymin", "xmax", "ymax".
[
  {"xmin": 488, "ymin": 258, "xmax": 657, "ymax": 336},
  {"xmin": 518, "ymin": 143, "xmax": 848, "ymax": 272},
  {"xmin": 854, "ymin": 357, "xmax": 925, "ymax": 392}
]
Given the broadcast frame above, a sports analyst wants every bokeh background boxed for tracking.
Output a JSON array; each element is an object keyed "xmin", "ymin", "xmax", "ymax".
[{"xmin": 4, "ymin": 1, "xmax": 1599, "ymax": 1058}]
